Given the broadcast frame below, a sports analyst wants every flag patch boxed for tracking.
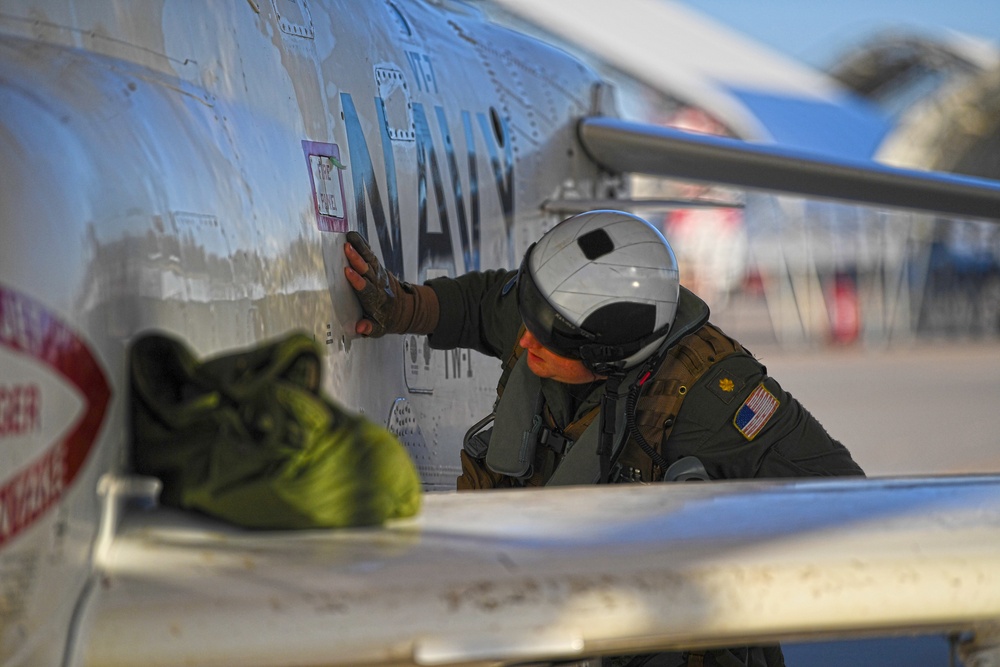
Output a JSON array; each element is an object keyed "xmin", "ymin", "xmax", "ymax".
[{"xmin": 733, "ymin": 383, "xmax": 779, "ymax": 441}]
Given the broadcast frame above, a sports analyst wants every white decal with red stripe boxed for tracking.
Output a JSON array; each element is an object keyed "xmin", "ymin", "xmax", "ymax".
[{"xmin": 0, "ymin": 286, "xmax": 110, "ymax": 547}]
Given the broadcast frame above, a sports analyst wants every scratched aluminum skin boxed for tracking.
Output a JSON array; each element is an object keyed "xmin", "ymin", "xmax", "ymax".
[
  {"xmin": 84, "ymin": 477, "xmax": 1000, "ymax": 666},
  {"xmin": 4, "ymin": 2, "xmax": 1000, "ymax": 666},
  {"xmin": 0, "ymin": 2, "xmax": 606, "ymax": 663}
]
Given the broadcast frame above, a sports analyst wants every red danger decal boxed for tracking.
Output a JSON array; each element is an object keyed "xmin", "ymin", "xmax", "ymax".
[
  {"xmin": 0, "ymin": 383, "xmax": 41, "ymax": 437},
  {"xmin": 0, "ymin": 286, "xmax": 111, "ymax": 547}
]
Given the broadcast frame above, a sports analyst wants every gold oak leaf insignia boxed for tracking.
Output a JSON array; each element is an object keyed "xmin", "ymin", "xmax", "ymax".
[{"xmin": 719, "ymin": 378, "xmax": 735, "ymax": 392}]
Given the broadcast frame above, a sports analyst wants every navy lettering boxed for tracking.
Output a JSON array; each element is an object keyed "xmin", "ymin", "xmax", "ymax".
[
  {"xmin": 405, "ymin": 51, "xmax": 439, "ymax": 94},
  {"xmin": 340, "ymin": 94, "xmax": 514, "ymax": 284},
  {"xmin": 477, "ymin": 111, "xmax": 515, "ymax": 267},
  {"xmin": 451, "ymin": 109, "xmax": 481, "ymax": 272},
  {"xmin": 340, "ymin": 93, "xmax": 404, "ymax": 276},
  {"xmin": 413, "ymin": 103, "xmax": 458, "ymax": 282},
  {"xmin": 443, "ymin": 349, "xmax": 472, "ymax": 379}
]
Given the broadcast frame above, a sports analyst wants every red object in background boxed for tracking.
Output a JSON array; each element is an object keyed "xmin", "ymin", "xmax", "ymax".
[{"xmin": 830, "ymin": 275, "xmax": 860, "ymax": 344}]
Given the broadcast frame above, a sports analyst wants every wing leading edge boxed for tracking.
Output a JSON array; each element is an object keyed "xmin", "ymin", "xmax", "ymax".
[
  {"xmin": 81, "ymin": 476, "xmax": 1000, "ymax": 666},
  {"xmin": 578, "ymin": 116, "xmax": 1000, "ymax": 222}
]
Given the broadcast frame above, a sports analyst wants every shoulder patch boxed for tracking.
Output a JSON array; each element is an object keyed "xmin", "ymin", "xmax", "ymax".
[
  {"xmin": 706, "ymin": 367, "xmax": 746, "ymax": 404},
  {"xmin": 733, "ymin": 383, "xmax": 779, "ymax": 441}
]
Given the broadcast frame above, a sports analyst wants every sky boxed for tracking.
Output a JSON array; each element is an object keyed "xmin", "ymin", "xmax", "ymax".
[{"xmin": 671, "ymin": 0, "xmax": 1000, "ymax": 69}]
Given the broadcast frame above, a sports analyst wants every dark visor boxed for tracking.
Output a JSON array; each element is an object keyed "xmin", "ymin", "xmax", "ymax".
[{"xmin": 516, "ymin": 254, "xmax": 596, "ymax": 360}]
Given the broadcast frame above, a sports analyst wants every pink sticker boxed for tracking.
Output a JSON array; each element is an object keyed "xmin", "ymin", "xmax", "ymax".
[{"xmin": 302, "ymin": 140, "xmax": 348, "ymax": 232}]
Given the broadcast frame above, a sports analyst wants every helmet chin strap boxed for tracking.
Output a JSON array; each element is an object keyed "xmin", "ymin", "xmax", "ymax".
[
  {"xmin": 580, "ymin": 351, "xmax": 625, "ymax": 377},
  {"xmin": 578, "ymin": 318, "xmax": 673, "ymax": 374}
]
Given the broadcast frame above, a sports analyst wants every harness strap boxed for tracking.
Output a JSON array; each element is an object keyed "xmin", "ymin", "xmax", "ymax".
[
  {"xmin": 486, "ymin": 322, "xmax": 745, "ymax": 485},
  {"xmin": 621, "ymin": 323, "xmax": 745, "ymax": 481},
  {"xmin": 496, "ymin": 324, "xmax": 527, "ymax": 401},
  {"xmin": 548, "ymin": 403, "xmax": 600, "ymax": 442}
]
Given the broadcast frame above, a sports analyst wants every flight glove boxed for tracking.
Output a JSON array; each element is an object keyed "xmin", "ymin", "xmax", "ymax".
[{"xmin": 345, "ymin": 231, "xmax": 439, "ymax": 337}]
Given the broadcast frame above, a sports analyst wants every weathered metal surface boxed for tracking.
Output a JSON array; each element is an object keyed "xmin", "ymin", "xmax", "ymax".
[
  {"xmin": 82, "ymin": 476, "xmax": 1000, "ymax": 666},
  {"xmin": 0, "ymin": 2, "xmax": 600, "ymax": 660},
  {"xmin": 4, "ymin": 2, "xmax": 1000, "ymax": 666}
]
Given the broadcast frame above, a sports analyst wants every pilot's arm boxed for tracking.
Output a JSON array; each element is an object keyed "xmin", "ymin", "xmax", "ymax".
[
  {"xmin": 343, "ymin": 232, "xmax": 439, "ymax": 337},
  {"xmin": 344, "ymin": 232, "xmax": 521, "ymax": 358},
  {"xmin": 424, "ymin": 269, "xmax": 520, "ymax": 359}
]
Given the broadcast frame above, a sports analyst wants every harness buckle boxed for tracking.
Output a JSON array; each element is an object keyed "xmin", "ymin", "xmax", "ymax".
[{"xmin": 539, "ymin": 428, "xmax": 572, "ymax": 456}]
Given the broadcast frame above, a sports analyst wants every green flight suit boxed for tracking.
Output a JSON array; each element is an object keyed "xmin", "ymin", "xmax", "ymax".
[
  {"xmin": 426, "ymin": 269, "xmax": 864, "ymax": 667},
  {"xmin": 427, "ymin": 269, "xmax": 863, "ymax": 484}
]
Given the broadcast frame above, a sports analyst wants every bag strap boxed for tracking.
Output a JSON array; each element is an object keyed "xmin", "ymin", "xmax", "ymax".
[
  {"xmin": 560, "ymin": 405, "xmax": 600, "ymax": 442},
  {"xmin": 624, "ymin": 324, "xmax": 745, "ymax": 480}
]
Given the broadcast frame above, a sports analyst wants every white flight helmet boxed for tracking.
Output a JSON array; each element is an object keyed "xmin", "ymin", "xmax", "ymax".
[{"xmin": 517, "ymin": 210, "xmax": 680, "ymax": 373}]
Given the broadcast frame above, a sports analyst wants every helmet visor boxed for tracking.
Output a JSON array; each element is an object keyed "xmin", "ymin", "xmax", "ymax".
[{"xmin": 516, "ymin": 257, "xmax": 596, "ymax": 360}]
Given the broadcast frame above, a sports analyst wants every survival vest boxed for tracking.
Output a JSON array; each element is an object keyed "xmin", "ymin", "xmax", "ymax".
[{"xmin": 458, "ymin": 313, "xmax": 746, "ymax": 489}]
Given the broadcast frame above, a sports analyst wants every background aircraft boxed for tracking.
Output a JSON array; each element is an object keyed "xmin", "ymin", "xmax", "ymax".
[
  {"xmin": 1, "ymin": 1, "xmax": 1000, "ymax": 665},
  {"xmin": 482, "ymin": 0, "xmax": 1000, "ymax": 350},
  {"xmin": 475, "ymin": 0, "xmax": 894, "ymax": 344}
]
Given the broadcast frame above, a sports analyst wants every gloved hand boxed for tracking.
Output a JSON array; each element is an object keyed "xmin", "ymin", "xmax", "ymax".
[{"xmin": 343, "ymin": 231, "xmax": 439, "ymax": 337}]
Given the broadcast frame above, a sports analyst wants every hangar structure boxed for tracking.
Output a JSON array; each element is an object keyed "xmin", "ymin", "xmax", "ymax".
[
  {"xmin": 836, "ymin": 31, "xmax": 1000, "ymax": 341},
  {"xmin": 479, "ymin": 0, "xmax": 1000, "ymax": 345}
]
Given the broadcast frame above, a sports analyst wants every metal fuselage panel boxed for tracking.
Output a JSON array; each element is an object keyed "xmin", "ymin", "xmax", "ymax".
[{"xmin": 0, "ymin": 1, "xmax": 604, "ymax": 663}]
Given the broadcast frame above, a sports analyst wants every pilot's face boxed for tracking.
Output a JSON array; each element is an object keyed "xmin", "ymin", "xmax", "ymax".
[{"xmin": 518, "ymin": 329, "xmax": 598, "ymax": 385}]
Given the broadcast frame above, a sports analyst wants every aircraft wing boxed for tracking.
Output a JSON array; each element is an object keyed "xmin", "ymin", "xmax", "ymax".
[
  {"xmin": 578, "ymin": 116, "xmax": 1000, "ymax": 222},
  {"xmin": 80, "ymin": 476, "xmax": 1000, "ymax": 666}
]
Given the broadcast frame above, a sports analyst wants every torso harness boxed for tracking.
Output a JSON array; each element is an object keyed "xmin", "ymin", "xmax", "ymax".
[{"xmin": 458, "ymin": 300, "xmax": 746, "ymax": 490}]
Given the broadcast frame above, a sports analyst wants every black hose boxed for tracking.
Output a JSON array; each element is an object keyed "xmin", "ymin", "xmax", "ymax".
[{"xmin": 624, "ymin": 373, "xmax": 671, "ymax": 473}]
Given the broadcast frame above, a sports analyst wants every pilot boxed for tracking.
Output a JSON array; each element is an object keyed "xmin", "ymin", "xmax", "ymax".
[{"xmin": 344, "ymin": 209, "xmax": 863, "ymax": 667}]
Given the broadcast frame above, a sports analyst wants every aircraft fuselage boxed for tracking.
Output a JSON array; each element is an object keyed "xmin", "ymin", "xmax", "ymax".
[{"xmin": 0, "ymin": 1, "xmax": 609, "ymax": 663}]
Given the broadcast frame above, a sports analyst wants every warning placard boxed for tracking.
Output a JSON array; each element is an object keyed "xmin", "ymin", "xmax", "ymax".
[
  {"xmin": 302, "ymin": 140, "xmax": 348, "ymax": 232},
  {"xmin": 0, "ymin": 286, "xmax": 110, "ymax": 548}
]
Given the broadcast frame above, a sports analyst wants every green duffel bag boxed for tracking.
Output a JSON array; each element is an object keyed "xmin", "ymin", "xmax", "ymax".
[{"xmin": 130, "ymin": 331, "xmax": 422, "ymax": 529}]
